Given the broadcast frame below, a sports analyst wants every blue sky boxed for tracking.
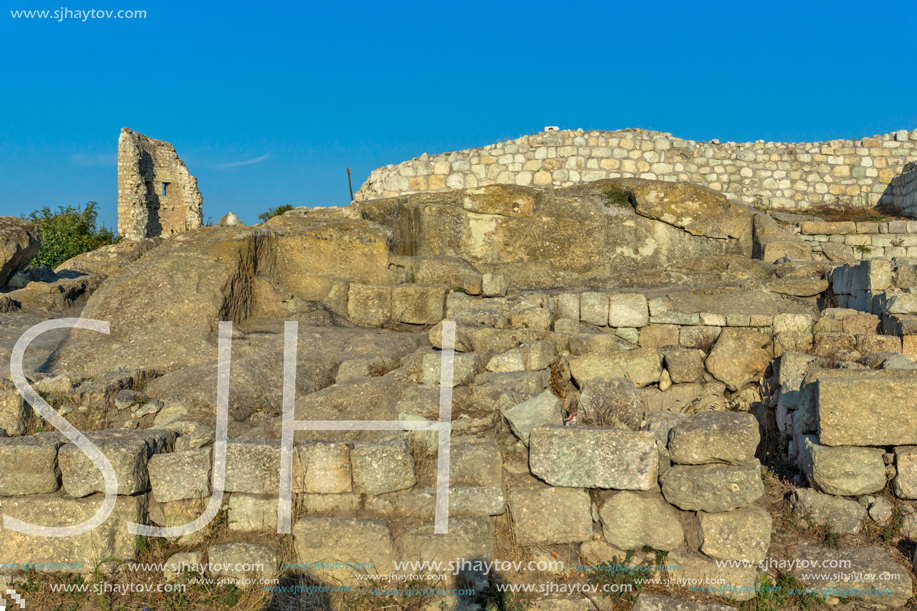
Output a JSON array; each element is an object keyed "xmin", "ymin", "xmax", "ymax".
[{"xmin": 2, "ymin": 0, "xmax": 916, "ymax": 231}]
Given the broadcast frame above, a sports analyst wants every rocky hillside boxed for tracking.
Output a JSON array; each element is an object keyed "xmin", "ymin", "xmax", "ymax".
[{"xmin": 0, "ymin": 179, "xmax": 915, "ymax": 610}]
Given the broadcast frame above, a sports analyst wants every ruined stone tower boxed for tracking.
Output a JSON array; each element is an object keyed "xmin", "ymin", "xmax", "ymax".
[{"xmin": 117, "ymin": 128, "xmax": 203, "ymax": 240}]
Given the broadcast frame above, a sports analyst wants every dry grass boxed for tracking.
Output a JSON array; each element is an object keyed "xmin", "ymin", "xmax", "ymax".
[{"xmin": 807, "ymin": 200, "xmax": 906, "ymax": 223}]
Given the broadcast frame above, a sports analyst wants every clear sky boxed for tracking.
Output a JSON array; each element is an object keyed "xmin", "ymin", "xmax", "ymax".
[{"xmin": 2, "ymin": 0, "xmax": 916, "ymax": 231}]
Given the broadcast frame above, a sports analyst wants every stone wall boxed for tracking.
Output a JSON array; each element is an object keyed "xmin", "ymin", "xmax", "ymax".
[
  {"xmin": 791, "ymin": 219, "xmax": 917, "ymax": 261},
  {"xmin": 892, "ymin": 162, "xmax": 917, "ymax": 218},
  {"xmin": 356, "ymin": 128, "xmax": 917, "ymax": 212},
  {"xmin": 117, "ymin": 128, "xmax": 203, "ymax": 241}
]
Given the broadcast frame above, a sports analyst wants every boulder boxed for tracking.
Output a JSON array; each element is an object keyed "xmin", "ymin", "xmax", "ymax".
[
  {"xmin": 663, "ymin": 349, "xmax": 705, "ymax": 384},
  {"xmin": 0, "ymin": 217, "xmax": 41, "ymax": 287},
  {"xmin": 705, "ymin": 328, "xmax": 773, "ymax": 391}
]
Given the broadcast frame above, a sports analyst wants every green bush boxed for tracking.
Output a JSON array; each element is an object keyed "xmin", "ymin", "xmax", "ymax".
[
  {"xmin": 23, "ymin": 202, "xmax": 117, "ymax": 269},
  {"xmin": 257, "ymin": 204, "xmax": 294, "ymax": 222}
]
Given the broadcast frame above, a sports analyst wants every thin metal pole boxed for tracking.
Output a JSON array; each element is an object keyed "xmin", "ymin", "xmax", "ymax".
[{"xmin": 347, "ymin": 166, "xmax": 354, "ymax": 202}]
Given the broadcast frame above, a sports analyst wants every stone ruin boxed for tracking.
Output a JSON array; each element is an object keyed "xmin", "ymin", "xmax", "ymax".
[
  {"xmin": 117, "ymin": 127, "xmax": 203, "ymax": 241},
  {"xmin": 3, "ymin": 129, "xmax": 917, "ymax": 610}
]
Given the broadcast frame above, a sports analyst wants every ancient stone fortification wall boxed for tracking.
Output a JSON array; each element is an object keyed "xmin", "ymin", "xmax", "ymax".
[
  {"xmin": 356, "ymin": 128, "xmax": 917, "ymax": 212},
  {"xmin": 117, "ymin": 128, "xmax": 203, "ymax": 241},
  {"xmin": 892, "ymin": 162, "xmax": 917, "ymax": 217}
]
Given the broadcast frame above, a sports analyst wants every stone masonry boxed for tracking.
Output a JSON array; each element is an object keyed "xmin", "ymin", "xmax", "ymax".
[
  {"xmin": 356, "ymin": 128, "xmax": 917, "ymax": 213},
  {"xmin": 117, "ymin": 128, "xmax": 203, "ymax": 241},
  {"xmin": 892, "ymin": 161, "xmax": 917, "ymax": 218}
]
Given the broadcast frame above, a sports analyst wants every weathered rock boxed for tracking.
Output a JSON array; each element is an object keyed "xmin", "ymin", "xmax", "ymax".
[
  {"xmin": 577, "ymin": 377, "xmax": 643, "ymax": 428},
  {"xmin": 632, "ymin": 594, "xmax": 736, "ymax": 611},
  {"xmin": 666, "ymin": 550, "xmax": 757, "ymax": 601},
  {"xmin": 893, "ymin": 446, "xmax": 917, "ymax": 499},
  {"xmin": 163, "ymin": 551, "xmax": 203, "ymax": 581},
  {"xmin": 791, "ymin": 545, "xmax": 912, "ymax": 607},
  {"xmin": 705, "ymin": 328, "xmax": 773, "ymax": 391},
  {"xmin": 0, "ymin": 382, "xmax": 29, "ymax": 437},
  {"xmin": 765, "ymin": 278, "xmax": 828, "ymax": 297},
  {"xmin": 798, "ymin": 435, "xmax": 886, "ymax": 496},
  {"xmin": 350, "ymin": 438, "xmax": 415, "ymax": 494},
  {"xmin": 59, "ymin": 429, "xmax": 175, "ymax": 497},
  {"xmin": 608, "ymin": 293, "xmax": 649, "ymax": 328},
  {"xmin": 348, "ymin": 284, "xmax": 392, "ymax": 327},
  {"xmin": 0, "ymin": 434, "xmax": 63, "ymax": 495},
  {"xmin": 530, "ymin": 426, "xmax": 658, "ymax": 490},
  {"xmin": 225, "ymin": 439, "xmax": 281, "ymax": 494},
  {"xmin": 660, "ymin": 460, "xmax": 764, "ymax": 512},
  {"xmin": 599, "ymin": 490, "xmax": 684, "ymax": 551},
  {"xmin": 422, "ymin": 352, "xmax": 479, "ymax": 386},
  {"xmin": 580, "ymin": 292, "xmax": 609, "ymax": 326},
  {"xmin": 396, "ymin": 517, "xmax": 494, "ymax": 565},
  {"xmin": 55, "ymin": 237, "xmax": 162, "ymax": 279},
  {"xmin": 508, "ymin": 487, "xmax": 592, "ymax": 545},
  {"xmin": 639, "ymin": 324, "xmax": 680, "ymax": 348},
  {"xmin": 227, "ymin": 495, "xmax": 278, "ymax": 532},
  {"xmin": 568, "ymin": 333, "xmax": 634, "ymax": 355},
  {"xmin": 293, "ymin": 441, "xmax": 352, "ymax": 494},
  {"xmin": 147, "ymin": 448, "xmax": 212, "ymax": 503},
  {"xmin": 668, "ymin": 411, "xmax": 760, "ymax": 466},
  {"xmin": 0, "ymin": 217, "xmax": 41, "ymax": 287},
  {"xmin": 450, "ymin": 439, "xmax": 503, "ymax": 487},
  {"xmin": 208, "ymin": 542, "xmax": 278, "ymax": 584},
  {"xmin": 394, "ymin": 487, "xmax": 505, "ymax": 519},
  {"xmin": 663, "ymin": 349, "xmax": 705, "ymax": 384},
  {"xmin": 503, "ymin": 390, "xmax": 562, "ymax": 446},
  {"xmin": 391, "ymin": 284, "xmax": 448, "ymax": 324},
  {"xmin": 816, "ymin": 369, "xmax": 917, "ymax": 446},
  {"xmin": 292, "ymin": 517, "xmax": 396, "ymax": 580},
  {"xmin": 0, "ymin": 493, "xmax": 146, "ymax": 572},
  {"xmin": 697, "ymin": 505, "xmax": 772, "ymax": 564},
  {"xmin": 569, "ymin": 348, "xmax": 663, "ymax": 388},
  {"xmin": 486, "ymin": 350, "xmax": 525, "ymax": 373},
  {"xmin": 790, "ymin": 488, "xmax": 864, "ymax": 535},
  {"xmin": 482, "ymin": 273, "xmax": 507, "ymax": 297}
]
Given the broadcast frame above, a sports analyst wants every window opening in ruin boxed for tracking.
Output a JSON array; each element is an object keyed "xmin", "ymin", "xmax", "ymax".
[{"xmin": 162, "ymin": 182, "xmax": 169, "ymax": 196}]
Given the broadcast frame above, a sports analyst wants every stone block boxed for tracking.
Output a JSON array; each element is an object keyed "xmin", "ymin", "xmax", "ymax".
[
  {"xmin": 813, "ymin": 332, "xmax": 856, "ymax": 357},
  {"xmin": 391, "ymin": 284, "xmax": 448, "ymax": 324},
  {"xmin": 396, "ymin": 517, "xmax": 494, "ymax": 566},
  {"xmin": 800, "ymin": 221, "xmax": 855, "ymax": 235},
  {"xmin": 59, "ymin": 429, "xmax": 175, "ymax": 497},
  {"xmin": 225, "ymin": 438, "xmax": 281, "ymax": 494},
  {"xmin": 292, "ymin": 517, "xmax": 396, "ymax": 581},
  {"xmin": 521, "ymin": 339, "xmax": 555, "ymax": 371},
  {"xmin": 0, "ymin": 385, "xmax": 29, "ymax": 437},
  {"xmin": 421, "ymin": 351, "xmax": 479, "ymax": 386},
  {"xmin": 798, "ymin": 435, "xmax": 885, "ymax": 496},
  {"xmin": 482, "ymin": 273, "xmax": 507, "ymax": 297},
  {"xmin": 639, "ymin": 324, "xmax": 680, "ymax": 348},
  {"xmin": 705, "ymin": 328, "xmax": 773, "ymax": 391},
  {"xmin": 0, "ymin": 493, "xmax": 146, "ymax": 572},
  {"xmin": 394, "ymin": 487, "xmax": 505, "ymax": 519},
  {"xmin": 697, "ymin": 505, "xmax": 772, "ymax": 564},
  {"xmin": 679, "ymin": 325, "xmax": 721, "ymax": 351},
  {"xmin": 791, "ymin": 545, "xmax": 912, "ymax": 607},
  {"xmin": 842, "ymin": 313, "xmax": 881, "ymax": 335},
  {"xmin": 569, "ymin": 348, "xmax": 662, "ymax": 388},
  {"xmin": 607, "ymin": 293, "xmax": 648, "ymax": 328},
  {"xmin": 660, "ymin": 460, "xmax": 764, "ymax": 512},
  {"xmin": 451, "ymin": 439, "xmax": 503, "ymax": 487},
  {"xmin": 816, "ymin": 370, "xmax": 917, "ymax": 446},
  {"xmin": 486, "ymin": 350, "xmax": 525, "ymax": 373},
  {"xmin": 855, "ymin": 334, "xmax": 902, "ymax": 355},
  {"xmin": 568, "ymin": 333, "xmax": 634, "ymax": 355},
  {"xmin": 578, "ymin": 377, "xmax": 643, "ymax": 429},
  {"xmin": 503, "ymin": 390, "xmax": 562, "ymax": 446},
  {"xmin": 632, "ymin": 595, "xmax": 736, "ymax": 611},
  {"xmin": 893, "ymin": 446, "xmax": 917, "ymax": 499},
  {"xmin": 0, "ymin": 434, "xmax": 63, "ymax": 495},
  {"xmin": 599, "ymin": 490, "xmax": 684, "ymax": 551},
  {"xmin": 668, "ymin": 411, "xmax": 760, "ymax": 466},
  {"xmin": 350, "ymin": 438, "xmax": 415, "ymax": 494},
  {"xmin": 148, "ymin": 448, "xmax": 212, "ymax": 503},
  {"xmin": 227, "ymin": 494, "xmax": 278, "ymax": 532},
  {"xmin": 553, "ymin": 318, "xmax": 579, "ymax": 334},
  {"xmin": 347, "ymin": 284, "xmax": 392, "ymax": 327},
  {"xmin": 529, "ymin": 426, "xmax": 658, "ymax": 489},
  {"xmin": 791, "ymin": 488, "xmax": 864, "ymax": 534},
  {"xmin": 508, "ymin": 487, "xmax": 592, "ymax": 545},
  {"xmin": 652, "ymin": 311, "xmax": 701, "ymax": 325},
  {"xmin": 580, "ymin": 292, "xmax": 609, "ymax": 326},
  {"xmin": 666, "ymin": 551, "xmax": 757, "ymax": 601},
  {"xmin": 663, "ymin": 349, "xmax": 705, "ymax": 384},
  {"xmin": 555, "ymin": 293, "xmax": 580, "ymax": 321},
  {"xmin": 293, "ymin": 441, "xmax": 352, "ymax": 494},
  {"xmin": 208, "ymin": 543, "xmax": 279, "ymax": 584}
]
